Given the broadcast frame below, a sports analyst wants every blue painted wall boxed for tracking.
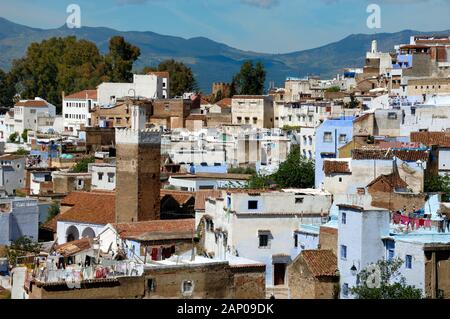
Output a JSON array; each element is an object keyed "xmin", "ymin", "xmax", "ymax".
[{"xmin": 315, "ymin": 117, "xmax": 354, "ymax": 188}]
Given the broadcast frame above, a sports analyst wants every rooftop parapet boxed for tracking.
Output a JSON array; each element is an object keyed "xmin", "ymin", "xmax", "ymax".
[{"xmin": 115, "ymin": 128, "xmax": 161, "ymax": 145}]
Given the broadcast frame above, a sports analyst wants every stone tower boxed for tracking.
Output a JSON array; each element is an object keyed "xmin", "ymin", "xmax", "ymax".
[{"xmin": 115, "ymin": 127, "xmax": 161, "ymax": 223}]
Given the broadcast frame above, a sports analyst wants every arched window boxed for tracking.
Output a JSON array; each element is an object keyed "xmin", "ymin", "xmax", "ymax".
[
  {"xmin": 81, "ymin": 227, "xmax": 95, "ymax": 239},
  {"xmin": 66, "ymin": 225, "xmax": 79, "ymax": 242}
]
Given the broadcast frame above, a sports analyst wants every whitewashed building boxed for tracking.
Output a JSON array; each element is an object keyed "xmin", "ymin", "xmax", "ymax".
[
  {"xmin": 88, "ymin": 163, "xmax": 116, "ymax": 191},
  {"xmin": 62, "ymin": 90, "xmax": 98, "ymax": 135},
  {"xmin": 199, "ymin": 188, "xmax": 332, "ymax": 288},
  {"xmin": 13, "ymin": 98, "xmax": 56, "ymax": 135},
  {"xmin": 97, "ymin": 73, "xmax": 169, "ymax": 106},
  {"xmin": 0, "ymin": 155, "xmax": 26, "ymax": 195}
]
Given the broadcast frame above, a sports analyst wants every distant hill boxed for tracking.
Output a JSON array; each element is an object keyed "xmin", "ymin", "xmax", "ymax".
[{"xmin": 0, "ymin": 17, "xmax": 449, "ymax": 92}]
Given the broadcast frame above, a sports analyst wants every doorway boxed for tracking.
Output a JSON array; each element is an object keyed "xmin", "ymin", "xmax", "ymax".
[{"xmin": 274, "ymin": 263, "xmax": 286, "ymax": 286}]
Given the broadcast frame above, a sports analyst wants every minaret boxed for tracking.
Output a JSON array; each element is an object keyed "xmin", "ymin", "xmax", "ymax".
[
  {"xmin": 115, "ymin": 104, "xmax": 160, "ymax": 223},
  {"xmin": 371, "ymin": 40, "xmax": 378, "ymax": 54}
]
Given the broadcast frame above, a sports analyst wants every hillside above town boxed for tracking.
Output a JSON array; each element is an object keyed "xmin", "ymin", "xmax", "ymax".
[{"xmin": 1, "ymin": 16, "xmax": 449, "ymax": 92}]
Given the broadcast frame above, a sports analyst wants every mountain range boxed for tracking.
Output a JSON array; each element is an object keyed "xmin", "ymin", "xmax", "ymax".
[{"xmin": 1, "ymin": 17, "xmax": 449, "ymax": 93}]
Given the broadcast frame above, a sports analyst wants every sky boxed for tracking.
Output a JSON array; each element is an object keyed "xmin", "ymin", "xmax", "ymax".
[{"xmin": 1, "ymin": 0, "xmax": 450, "ymax": 53}]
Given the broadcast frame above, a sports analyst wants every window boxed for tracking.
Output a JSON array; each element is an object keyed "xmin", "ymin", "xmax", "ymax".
[
  {"xmin": 98, "ymin": 172, "xmax": 103, "ymax": 181},
  {"xmin": 181, "ymin": 280, "xmax": 194, "ymax": 295},
  {"xmin": 245, "ymin": 117, "xmax": 250, "ymax": 124},
  {"xmin": 294, "ymin": 233, "xmax": 298, "ymax": 248},
  {"xmin": 248, "ymin": 200, "xmax": 258, "ymax": 210},
  {"xmin": 107, "ymin": 173, "xmax": 115, "ymax": 183},
  {"xmin": 388, "ymin": 112, "xmax": 397, "ymax": 120},
  {"xmin": 323, "ymin": 132, "xmax": 333, "ymax": 143},
  {"xmin": 295, "ymin": 197, "xmax": 304, "ymax": 204},
  {"xmin": 339, "ymin": 134, "xmax": 347, "ymax": 144},
  {"xmin": 339, "ymin": 177, "xmax": 343, "ymax": 183},
  {"xmin": 405, "ymin": 255, "xmax": 412, "ymax": 269},
  {"xmin": 237, "ymin": 117, "xmax": 242, "ymax": 124},
  {"xmin": 259, "ymin": 234, "xmax": 269, "ymax": 248},
  {"xmin": 341, "ymin": 212, "xmax": 347, "ymax": 225},
  {"xmin": 253, "ymin": 117, "xmax": 258, "ymax": 124},
  {"xmin": 147, "ymin": 279, "xmax": 156, "ymax": 292},
  {"xmin": 342, "ymin": 283, "xmax": 349, "ymax": 297},
  {"xmin": 340, "ymin": 245, "xmax": 347, "ymax": 260}
]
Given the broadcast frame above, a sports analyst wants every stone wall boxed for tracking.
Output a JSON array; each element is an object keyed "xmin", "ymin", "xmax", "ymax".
[
  {"xmin": 85, "ymin": 127, "xmax": 116, "ymax": 154},
  {"xmin": 319, "ymin": 226, "xmax": 338, "ymax": 255},
  {"xmin": 115, "ymin": 136, "xmax": 161, "ymax": 222},
  {"xmin": 29, "ymin": 263, "xmax": 266, "ymax": 299}
]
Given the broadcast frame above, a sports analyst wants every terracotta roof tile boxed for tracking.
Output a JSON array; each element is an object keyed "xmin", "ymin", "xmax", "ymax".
[
  {"xmin": 64, "ymin": 90, "xmax": 97, "ymax": 100},
  {"xmin": 147, "ymin": 71, "xmax": 170, "ymax": 78},
  {"xmin": 376, "ymin": 141, "xmax": 422, "ymax": 149},
  {"xmin": 323, "ymin": 161, "xmax": 350, "ymax": 176},
  {"xmin": 411, "ymin": 131, "xmax": 450, "ymax": 148},
  {"xmin": 216, "ymin": 98, "xmax": 232, "ymax": 108},
  {"xmin": 56, "ymin": 191, "xmax": 115, "ymax": 226},
  {"xmin": 55, "ymin": 237, "xmax": 93, "ymax": 257},
  {"xmin": 352, "ymin": 148, "xmax": 430, "ymax": 162},
  {"xmin": 15, "ymin": 100, "xmax": 49, "ymax": 107},
  {"xmin": 160, "ymin": 189, "xmax": 195, "ymax": 206},
  {"xmin": 301, "ymin": 250, "xmax": 338, "ymax": 277},
  {"xmin": 111, "ymin": 219, "xmax": 195, "ymax": 239},
  {"xmin": 367, "ymin": 172, "xmax": 408, "ymax": 189},
  {"xmin": 194, "ymin": 190, "xmax": 222, "ymax": 211}
]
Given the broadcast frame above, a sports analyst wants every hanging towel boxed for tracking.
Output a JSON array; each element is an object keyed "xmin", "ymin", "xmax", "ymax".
[
  {"xmin": 400, "ymin": 215, "xmax": 409, "ymax": 225},
  {"xmin": 424, "ymin": 219, "xmax": 432, "ymax": 228},
  {"xmin": 151, "ymin": 248, "xmax": 158, "ymax": 261}
]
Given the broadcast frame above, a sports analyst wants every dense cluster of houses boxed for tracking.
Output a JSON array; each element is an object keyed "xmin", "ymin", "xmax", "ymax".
[{"xmin": 0, "ymin": 35, "xmax": 450, "ymax": 299}]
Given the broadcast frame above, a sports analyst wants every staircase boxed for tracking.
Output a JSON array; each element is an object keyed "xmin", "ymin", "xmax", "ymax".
[{"xmin": 266, "ymin": 285, "xmax": 290, "ymax": 299}]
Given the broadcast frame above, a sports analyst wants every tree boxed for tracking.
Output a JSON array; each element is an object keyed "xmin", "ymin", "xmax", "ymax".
[
  {"xmin": 153, "ymin": 59, "xmax": 197, "ymax": 97},
  {"xmin": 350, "ymin": 258, "xmax": 422, "ymax": 299},
  {"xmin": 46, "ymin": 201, "xmax": 60, "ymax": 223},
  {"xmin": 9, "ymin": 36, "xmax": 107, "ymax": 111},
  {"xmin": 345, "ymin": 93, "xmax": 359, "ymax": 109},
  {"xmin": 14, "ymin": 148, "xmax": 29, "ymax": 156},
  {"xmin": 213, "ymin": 90, "xmax": 223, "ymax": 103},
  {"xmin": 0, "ymin": 69, "xmax": 16, "ymax": 107},
  {"xmin": 425, "ymin": 175, "xmax": 450, "ymax": 202},
  {"xmin": 104, "ymin": 36, "xmax": 141, "ymax": 83},
  {"xmin": 21, "ymin": 129, "xmax": 29, "ymax": 142},
  {"xmin": 8, "ymin": 132, "xmax": 18, "ymax": 143},
  {"xmin": 71, "ymin": 156, "xmax": 95, "ymax": 173},
  {"xmin": 272, "ymin": 145, "xmax": 315, "ymax": 188},
  {"xmin": 248, "ymin": 173, "xmax": 274, "ymax": 189},
  {"xmin": 326, "ymin": 86, "xmax": 341, "ymax": 93},
  {"xmin": 6, "ymin": 236, "xmax": 41, "ymax": 266},
  {"xmin": 248, "ymin": 145, "xmax": 315, "ymax": 189},
  {"xmin": 228, "ymin": 167, "xmax": 257, "ymax": 175},
  {"xmin": 231, "ymin": 60, "xmax": 266, "ymax": 96}
]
